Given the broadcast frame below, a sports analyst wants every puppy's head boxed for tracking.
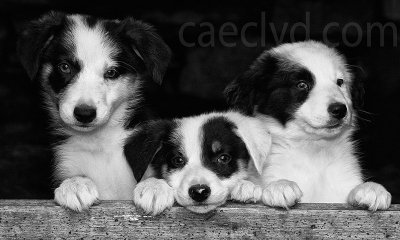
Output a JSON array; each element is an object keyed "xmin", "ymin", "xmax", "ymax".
[
  {"xmin": 17, "ymin": 12, "xmax": 171, "ymax": 133},
  {"xmin": 225, "ymin": 41, "xmax": 364, "ymax": 138},
  {"xmin": 124, "ymin": 112, "xmax": 270, "ymax": 213}
]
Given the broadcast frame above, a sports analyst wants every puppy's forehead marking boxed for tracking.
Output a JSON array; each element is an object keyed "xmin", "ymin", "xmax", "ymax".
[
  {"xmin": 274, "ymin": 41, "xmax": 346, "ymax": 85},
  {"xmin": 70, "ymin": 16, "xmax": 118, "ymax": 70}
]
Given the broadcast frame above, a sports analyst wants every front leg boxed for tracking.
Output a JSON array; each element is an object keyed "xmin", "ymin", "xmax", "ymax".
[
  {"xmin": 54, "ymin": 176, "xmax": 99, "ymax": 211},
  {"xmin": 230, "ymin": 180, "xmax": 262, "ymax": 203},
  {"xmin": 261, "ymin": 179, "xmax": 303, "ymax": 209},
  {"xmin": 133, "ymin": 177, "xmax": 175, "ymax": 215},
  {"xmin": 348, "ymin": 182, "xmax": 391, "ymax": 211}
]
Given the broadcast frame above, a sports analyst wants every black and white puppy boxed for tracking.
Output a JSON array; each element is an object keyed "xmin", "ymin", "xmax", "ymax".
[
  {"xmin": 17, "ymin": 12, "xmax": 171, "ymax": 211},
  {"xmin": 124, "ymin": 111, "xmax": 271, "ymax": 215},
  {"xmin": 225, "ymin": 41, "xmax": 391, "ymax": 210}
]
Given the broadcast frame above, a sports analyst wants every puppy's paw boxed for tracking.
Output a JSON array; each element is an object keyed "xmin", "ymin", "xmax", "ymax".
[
  {"xmin": 348, "ymin": 182, "xmax": 391, "ymax": 211},
  {"xmin": 230, "ymin": 180, "xmax": 262, "ymax": 203},
  {"xmin": 261, "ymin": 179, "xmax": 303, "ymax": 209},
  {"xmin": 54, "ymin": 177, "xmax": 99, "ymax": 212},
  {"xmin": 133, "ymin": 178, "xmax": 175, "ymax": 215}
]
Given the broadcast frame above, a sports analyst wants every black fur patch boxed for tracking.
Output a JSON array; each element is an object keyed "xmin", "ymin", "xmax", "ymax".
[
  {"xmin": 124, "ymin": 120, "xmax": 177, "ymax": 182},
  {"xmin": 201, "ymin": 117, "xmax": 250, "ymax": 178},
  {"xmin": 225, "ymin": 53, "xmax": 315, "ymax": 125}
]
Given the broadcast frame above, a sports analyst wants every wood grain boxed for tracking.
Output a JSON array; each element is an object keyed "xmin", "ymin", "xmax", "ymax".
[{"xmin": 0, "ymin": 200, "xmax": 399, "ymax": 239}]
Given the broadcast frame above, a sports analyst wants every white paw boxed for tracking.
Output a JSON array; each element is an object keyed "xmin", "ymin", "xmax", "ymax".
[
  {"xmin": 348, "ymin": 182, "xmax": 391, "ymax": 211},
  {"xmin": 54, "ymin": 177, "xmax": 99, "ymax": 212},
  {"xmin": 261, "ymin": 179, "xmax": 303, "ymax": 209},
  {"xmin": 133, "ymin": 178, "xmax": 175, "ymax": 215},
  {"xmin": 230, "ymin": 180, "xmax": 262, "ymax": 203}
]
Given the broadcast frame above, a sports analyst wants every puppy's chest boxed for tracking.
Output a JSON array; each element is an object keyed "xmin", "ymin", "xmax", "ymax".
[
  {"xmin": 56, "ymin": 128, "xmax": 136, "ymax": 200},
  {"xmin": 264, "ymin": 140, "xmax": 361, "ymax": 202}
]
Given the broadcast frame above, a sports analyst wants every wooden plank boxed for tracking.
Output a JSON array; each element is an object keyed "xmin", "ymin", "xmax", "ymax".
[{"xmin": 0, "ymin": 200, "xmax": 399, "ymax": 239}]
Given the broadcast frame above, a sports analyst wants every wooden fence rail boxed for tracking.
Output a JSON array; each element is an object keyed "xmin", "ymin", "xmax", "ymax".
[{"xmin": 0, "ymin": 200, "xmax": 399, "ymax": 239}]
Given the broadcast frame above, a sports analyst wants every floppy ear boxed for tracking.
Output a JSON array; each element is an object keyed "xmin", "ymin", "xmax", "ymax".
[
  {"xmin": 224, "ymin": 71, "xmax": 257, "ymax": 115},
  {"xmin": 17, "ymin": 11, "xmax": 65, "ymax": 80},
  {"xmin": 234, "ymin": 117, "xmax": 271, "ymax": 175},
  {"xmin": 119, "ymin": 18, "xmax": 171, "ymax": 84},
  {"xmin": 224, "ymin": 53, "xmax": 278, "ymax": 115},
  {"xmin": 124, "ymin": 120, "xmax": 173, "ymax": 182}
]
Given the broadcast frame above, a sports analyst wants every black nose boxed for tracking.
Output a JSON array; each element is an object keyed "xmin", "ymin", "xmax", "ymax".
[
  {"xmin": 188, "ymin": 184, "xmax": 211, "ymax": 202},
  {"xmin": 73, "ymin": 104, "xmax": 97, "ymax": 124},
  {"xmin": 328, "ymin": 102, "xmax": 347, "ymax": 119}
]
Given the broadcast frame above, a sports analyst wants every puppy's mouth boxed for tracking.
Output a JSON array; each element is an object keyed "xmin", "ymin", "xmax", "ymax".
[
  {"xmin": 303, "ymin": 120, "xmax": 345, "ymax": 131},
  {"xmin": 325, "ymin": 122, "xmax": 343, "ymax": 129}
]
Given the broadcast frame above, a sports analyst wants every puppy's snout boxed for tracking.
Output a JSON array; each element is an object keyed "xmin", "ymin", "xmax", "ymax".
[
  {"xmin": 189, "ymin": 184, "xmax": 211, "ymax": 202},
  {"xmin": 74, "ymin": 104, "xmax": 97, "ymax": 124},
  {"xmin": 328, "ymin": 102, "xmax": 347, "ymax": 120}
]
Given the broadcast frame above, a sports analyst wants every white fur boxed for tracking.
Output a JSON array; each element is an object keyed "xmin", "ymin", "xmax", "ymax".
[
  {"xmin": 256, "ymin": 41, "xmax": 391, "ymax": 210},
  {"xmin": 230, "ymin": 179, "xmax": 262, "ymax": 203},
  {"xmin": 50, "ymin": 16, "xmax": 140, "ymax": 210},
  {"xmin": 136, "ymin": 111, "xmax": 271, "ymax": 214},
  {"xmin": 54, "ymin": 176, "xmax": 99, "ymax": 211},
  {"xmin": 133, "ymin": 177, "xmax": 175, "ymax": 215}
]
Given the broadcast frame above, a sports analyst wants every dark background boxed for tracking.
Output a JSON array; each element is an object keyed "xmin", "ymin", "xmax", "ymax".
[{"xmin": 0, "ymin": 0, "xmax": 399, "ymax": 202}]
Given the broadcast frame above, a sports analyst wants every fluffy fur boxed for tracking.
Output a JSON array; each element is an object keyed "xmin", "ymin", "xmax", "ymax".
[
  {"xmin": 225, "ymin": 41, "xmax": 391, "ymax": 210},
  {"xmin": 17, "ymin": 12, "xmax": 171, "ymax": 211},
  {"xmin": 124, "ymin": 111, "xmax": 271, "ymax": 215}
]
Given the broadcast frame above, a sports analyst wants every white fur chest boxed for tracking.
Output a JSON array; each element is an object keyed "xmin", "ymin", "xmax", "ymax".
[
  {"xmin": 261, "ymin": 134, "xmax": 363, "ymax": 203},
  {"xmin": 55, "ymin": 126, "xmax": 136, "ymax": 200}
]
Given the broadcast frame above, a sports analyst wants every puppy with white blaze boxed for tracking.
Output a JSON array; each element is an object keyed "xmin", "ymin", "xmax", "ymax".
[
  {"xmin": 225, "ymin": 41, "xmax": 391, "ymax": 210},
  {"xmin": 124, "ymin": 112, "xmax": 271, "ymax": 215},
  {"xmin": 17, "ymin": 12, "xmax": 171, "ymax": 211}
]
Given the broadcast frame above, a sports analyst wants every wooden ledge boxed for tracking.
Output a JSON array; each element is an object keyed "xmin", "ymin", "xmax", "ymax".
[{"xmin": 0, "ymin": 200, "xmax": 399, "ymax": 239}]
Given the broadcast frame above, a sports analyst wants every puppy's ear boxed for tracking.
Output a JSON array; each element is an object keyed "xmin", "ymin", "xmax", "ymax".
[
  {"xmin": 234, "ymin": 116, "xmax": 271, "ymax": 175},
  {"xmin": 224, "ymin": 53, "xmax": 278, "ymax": 115},
  {"xmin": 124, "ymin": 120, "xmax": 174, "ymax": 182},
  {"xmin": 119, "ymin": 18, "xmax": 171, "ymax": 84},
  {"xmin": 17, "ymin": 11, "xmax": 65, "ymax": 80},
  {"xmin": 224, "ymin": 71, "xmax": 257, "ymax": 115}
]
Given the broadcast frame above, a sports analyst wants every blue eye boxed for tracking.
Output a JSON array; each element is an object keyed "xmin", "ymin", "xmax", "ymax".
[{"xmin": 57, "ymin": 62, "xmax": 71, "ymax": 74}]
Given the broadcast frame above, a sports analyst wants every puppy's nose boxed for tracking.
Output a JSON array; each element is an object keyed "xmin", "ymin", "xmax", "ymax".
[
  {"xmin": 73, "ymin": 104, "xmax": 97, "ymax": 124},
  {"xmin": 328, "ymin": 102, "xmax": 347, "ymax": 119},
  {"xmin": 188, "ymin": 184, "xmax": 211, "ymax": 202}
]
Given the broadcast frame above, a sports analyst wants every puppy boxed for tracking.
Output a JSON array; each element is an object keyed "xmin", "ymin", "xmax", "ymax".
[
  {"xmin": 124, "ymin": 111, "xmax": 271, "ymax": 215},
  {"xmin": 225, "ymin": 40, "xmax": 391, "ymax": 210},
  {"xmin": 17, "ymin": 12, "xmax": 171, "ymax": 211}
]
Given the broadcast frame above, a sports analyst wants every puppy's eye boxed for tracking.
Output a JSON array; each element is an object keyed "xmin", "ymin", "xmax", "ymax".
[
  {"xmin": 296, "ymin": 81, "xmax": 309, "ymax": 91},
  {"xmin": 171, "ymin": 156, "xmax": 186, "ymax": 168},
  {"xmin": 57, "ymin": 62, "xmax": 71, "ymax": 74},
  {"xmin": 337, "ymin": 78, "xmax": 344, "ymax": 87},
  {"xmin": 217, "ymin": 154, "xmax": 231, "ymax": 165},
  {"xmin": 104, "ymin": 68, "xmax": 120, "ymax": 79}
]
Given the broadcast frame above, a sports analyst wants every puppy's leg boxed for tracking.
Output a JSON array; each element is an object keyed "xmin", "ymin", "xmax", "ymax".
[
  {"xmin": 230, "ymin": 180, "xmax": 262, "ymax": 203},
  {"xmin": 348, "ymin": 182, "xmax": 391, "ymax": 211},
  {"xmin": 133, "ymin": 177, "xmax": 175, "ymax": 215},
  {"xmin": 54, "ymin": 176, "xmax": 99, "ymax": 211},
  {"xmin": 261, "ymin": 179, "xmax": 303, "ymax": 209}
]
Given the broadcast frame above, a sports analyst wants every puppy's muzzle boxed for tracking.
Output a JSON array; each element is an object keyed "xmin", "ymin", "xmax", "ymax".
[
  {"xmin": 74, "ymin": 104, "xmax": 97, "ymax": 124},
  {"xmin": 328, "ymin": 102, "xmax": 347, "ymax": 120},
  {"xmin": 188, "ymin": 184, "xmax": 211, "ymax": 202}
]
